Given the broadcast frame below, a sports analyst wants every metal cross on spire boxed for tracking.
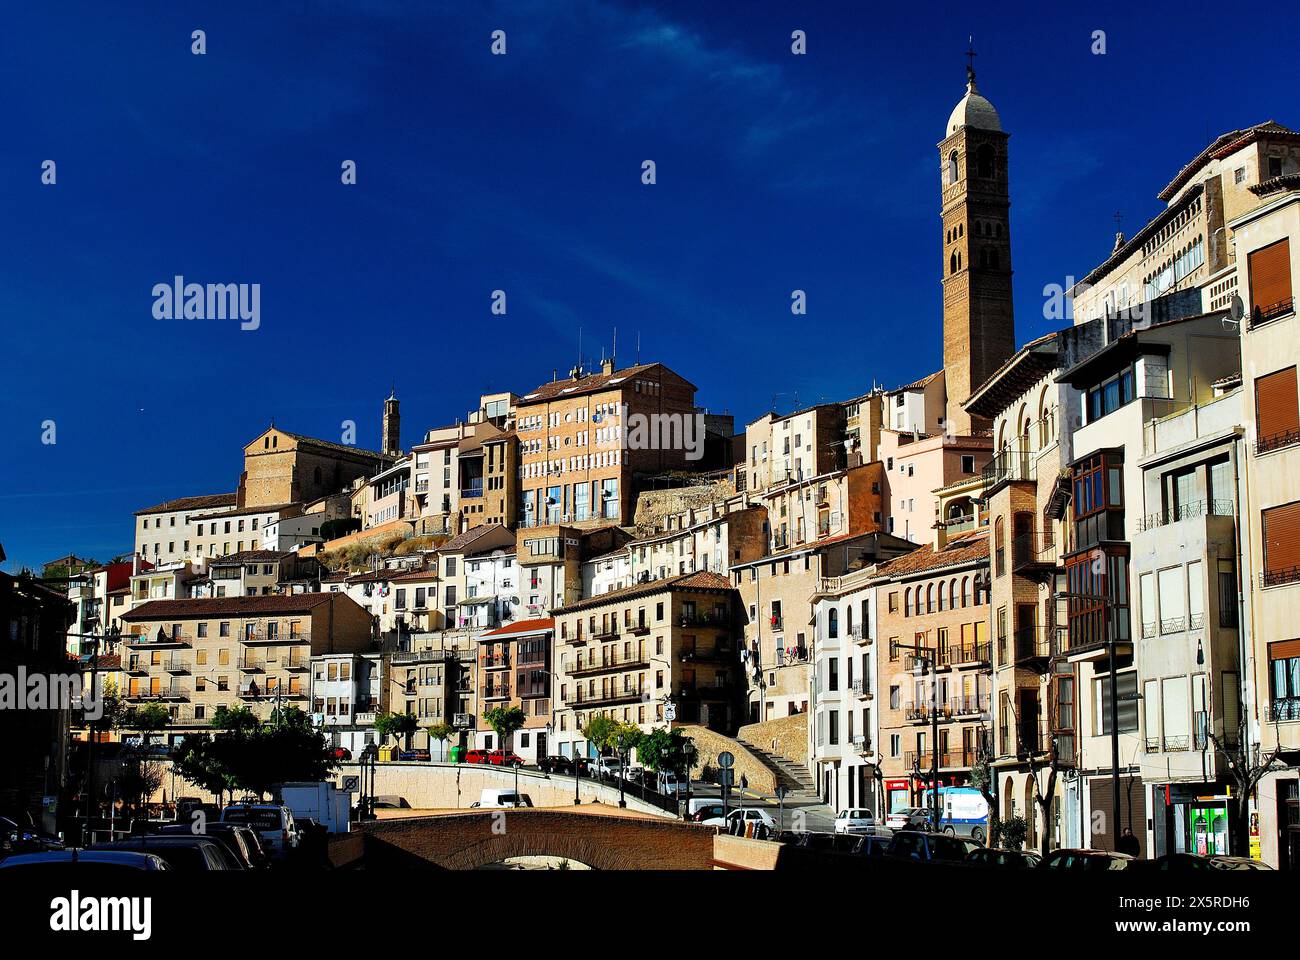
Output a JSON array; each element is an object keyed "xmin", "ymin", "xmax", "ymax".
[{"xmin": 966, "ymin": 36, "xmax": 977, "ymax": 82}]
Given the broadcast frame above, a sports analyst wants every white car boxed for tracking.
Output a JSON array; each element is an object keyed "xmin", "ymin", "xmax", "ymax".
[
  {"xmin": 594, "ymin": 757, "xmax": 622, "ymax": 779},
  {"xmin": 702, "ymin": 807, "xmax": 778, "ymax": 830},
  {"xmin": 834, "ymin": 808, "xmax": 881, "ymax": 835}
]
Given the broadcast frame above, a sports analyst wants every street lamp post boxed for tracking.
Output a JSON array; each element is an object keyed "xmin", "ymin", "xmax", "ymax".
[{"xmin": 616, "ymin": 733, "xmax": 628, "ymax": 809}]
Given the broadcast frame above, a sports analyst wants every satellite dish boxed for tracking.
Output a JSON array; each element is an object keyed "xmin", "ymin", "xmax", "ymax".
[{"xmin": 1224, "ymin": 294, "xmax": 1244, "ymax": 330}]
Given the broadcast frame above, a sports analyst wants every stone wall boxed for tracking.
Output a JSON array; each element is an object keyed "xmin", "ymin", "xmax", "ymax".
[
  {"xmin": 675, "ymin": 724, "xmax": 777, "ymax": 794},
  {"xmin": 632, "ymin": 481, "xmax": 737, "ymax": 536},
  {"xmin": 737, "ymin": 712, "xmax": 808, "ymax": 766}
]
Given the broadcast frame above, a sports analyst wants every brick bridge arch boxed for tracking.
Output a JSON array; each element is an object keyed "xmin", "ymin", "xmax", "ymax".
[{"xmin": 361, "ymin": 809, "xmax": 717, "ymax": 870}]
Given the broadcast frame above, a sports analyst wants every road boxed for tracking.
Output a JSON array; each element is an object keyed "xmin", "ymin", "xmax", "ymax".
[{"xmin": 686, "ymin": 782, "xmax": 836, "ymax": 833}]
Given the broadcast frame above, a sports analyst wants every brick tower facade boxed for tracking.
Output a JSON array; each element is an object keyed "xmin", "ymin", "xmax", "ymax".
[{"xmin": 940, "ymin": 66, "xmax": 1016, "ymax": 435}]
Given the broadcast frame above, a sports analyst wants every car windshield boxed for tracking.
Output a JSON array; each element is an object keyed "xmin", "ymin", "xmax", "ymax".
[{"xmin": 223, "ymin": 808, "xmax": 282, "ymax": 830}]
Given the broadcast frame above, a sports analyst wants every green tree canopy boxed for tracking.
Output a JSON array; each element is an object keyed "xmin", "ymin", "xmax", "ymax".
[
  {"xmin": 482, "ymin": 706, "xmax": 526, "ymax": 749},
  {"xmin": 633, "ymin": 727, "xmax": 697, "ymax": 774},
  {"xmin": 375, "ymin": 711, "xmax": 419, "ymax": 748}
]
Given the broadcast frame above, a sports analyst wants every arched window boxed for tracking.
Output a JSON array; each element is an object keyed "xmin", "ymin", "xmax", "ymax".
[
  {"xmin": 845, "ymin": 605, "xmax": 854, "ymax": 637},
  {"xmin": 961, "ymin": 576, "xmax": 971, "ymax": 607},
  {"xmin": 904, "ymin": 587, "xmax": 913, "ymax": 617},
  {"xmin": 989, "ymin": 250, "xmax": 999, "ymax": 270},
  {"xmin": 948, "ymin": 150, "xmax": 959, "ymax": 184},
  {"xmin": 926, "ymin": 583, "xmax": 934, "ymax": 614},
  {"xmin": 950, "ymin": 252, "xmax": 958, "ymax": 275},
  {"xmin": 828, "ymin": 608, "xmax": 838, "ymax": 639},
  {"xmin": 949, "ymin": 579, "xmax": 958, "ymax": 610},
  {"xmin": 977, "ymin": 144, "xmax": 995, "ymax": 178},
  {"xmin": 938, "ymin": 583, "xmax": 946, "ymax": 612}
]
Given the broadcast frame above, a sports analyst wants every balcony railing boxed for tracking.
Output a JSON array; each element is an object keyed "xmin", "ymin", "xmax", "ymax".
[
  {"xmin": 851, "ymin": 678, "xmax": 872, "ymax": 700},
  {"xmin": 481, "ymin": 684, "xmax": 510, "ymax": 701},
  {"xmin": 1258, "ymin": 427, "xmax": 1300, "ymax": 456},
  {"xmin": 904, "ymin": 701, "xmax": 953, "ymax": 723},
  {"xmin": 938, "ymin": 641, "xmax": 991, "ymax": 668},
  {"xmin": 904, "ymin": 748, "xmax": 977, "ymax": 771},
  {"xmin": 849, "ymin": 624, "xmax": 871, "ymax": 645},
  {"xmin": 1262, "ymin": 566, "xmax": 1300, "ymax": 589},
  {"xmin": 1247, "ymin": 297, "xmax": 1294, "ymax": 330},
  {"xmin": 460, "ymin": 487, "xmax": 484, "ymax": 499},
  {"xmin": 1009, "ymin": 625, "xmax": 1060, "ymax": 668},
  {"xmin": 1011, "ymin": 529, "xmax": 1055, "ymax": 575},
  {"xmin": 164, "ymin": 657, "xmax": 190, "ymax": 674},
  {"xmin": 950, "ymin": 694, "xmax": 990, "ymax": 716},
  {"xmin": 571, "ymin": 687, "xmax": 645, "ymax": 707},
  {"xmin": 851, "ymin": 735, "xmax": 872, "ymax": 754},
  {"xmin": 563, "ymin": 651, "xmax": 651, "ymax": 675},
  {"xmin": 680, "ymin": 645, "xmax": 734, "ymax": 663},
  {"xmin": 678, "ymin": 612, "xmax": 730, "ymax": 628},
  {"xmin": 1268, "ymin": 697, "xmax": 1300, "ymax": 723},
  {"xmin": 1136, "ymin": 499, "xmax": 1234, "ymax": 532},
  {"xmin": 239, "ymin": 656, "xmax": 266, "ymax": 672},
  {"xmin": 982, "ymin": 443, "xmax": 1035, "ymax": 494},
  {"xmin": 481, "ymin": 653, "xmax": 511, "ymax": 670}
]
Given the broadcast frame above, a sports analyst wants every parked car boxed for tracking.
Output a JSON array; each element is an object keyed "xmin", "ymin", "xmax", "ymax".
[
  {"xmin": 686, "ymin": 798, "xmax": 723, "ymax": 819},
  {"xmin": 657, "ymin": 770, "xmax": 688, "ymax": 797},
  {"xmin": 702, "ymin": 807, "xmax": 779, "ymax": 831},
  {"xmin": 0, "ymin": 814, "xmax": 64, "ymax": 857},
  {"xmin": 92, "ymin": 836, "xmax": 242, "ymax": 871},
  {"xmin": 464, "ymin": 749, "xmax": 490, "ymax": 765},
  {"xmin": 593, "ymin": 756, "xmax": 623, "ymax": 779},
  {"xmin": 1149, "ymin": 852, "xmax": 1272, "ymax": 871},
  {"xmin": 0, "ymin": 850, "xmax": 171, "ymax": 872},
  {"xmin": 833, "ymin": 808, "xmax": 880, "ymax": 835},
  {"xmin": 792, "ymin": 831, "xmax": 861, "ymax": 853},
  {"xmin": 852, "ymin": 833, "xmax": 892, "ymax": 858},
  {"xmin": 886, "ymin": 806, "xmax": 932, "ymax": 832},
  {"xmin": 621, "ymin": 764, "xmax": 645, "ymax": 782},
  {"xmin": 470, "ymin": 789, "xmax": 534, "ymax": 809},
  {"xmin": 886, "ymin": 830, "xmax": 979, "ymax": 863},
  {"xmin": 538, "ymin": 755, "xmax": 574, "ymax": 775},
  {"xmin": 486, "ymin": 749, "xmax": 525, "ymax": 767},
  {"xmin": 158, "ymin": 822, "xmax": 264, "ymax": 869},
  {"xmin": 967, "ymin": 847, "xmax": 1042, "ymax": 869},
  {"xmin": 687, "ymin": 802, "xmax": 726, "ymax": 823},
  {"xmin": 220, "ymin": 804, "xmax": 299, "ymax": 859},
  {"xmin": 1040, "ymin": 848, "xmax": 1135, "ymax": 871}
]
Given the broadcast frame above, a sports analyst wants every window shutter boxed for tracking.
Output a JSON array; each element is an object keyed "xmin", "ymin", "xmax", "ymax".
[
  {"xmin": 1256, "ymin": 366, "xmax": 1299, "ymax": 449},
  {"xmin": 1262, "ymin": 501, "xmax": 1300, "ymax": 576},
  {"xmin": 1270, "ymin": 639, "xmax": 1300, "ymax": 662},
  {"xmin": 1249, "ymin": 238, "xmax": 1292, "ymax": 313}
]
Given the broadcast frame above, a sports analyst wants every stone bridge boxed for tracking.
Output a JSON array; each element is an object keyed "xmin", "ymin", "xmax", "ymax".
[{"xmin": 361, "ymin": 809, "xmax": 719, "ymax": 870}]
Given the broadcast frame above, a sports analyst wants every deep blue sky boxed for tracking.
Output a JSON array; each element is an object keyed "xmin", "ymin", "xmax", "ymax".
[{"xmin": 3, "ymin": 0, "xmax": 1296, "ymax": 571}]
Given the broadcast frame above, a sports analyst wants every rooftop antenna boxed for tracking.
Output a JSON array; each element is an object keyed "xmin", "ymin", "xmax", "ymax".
[
  {"xmin": 636, "ymin": 331, "xmax": 641, "ymax": 364},
  {"xmin": 612, "ymin": 326, "xmax": 618, "ymax": 369}
]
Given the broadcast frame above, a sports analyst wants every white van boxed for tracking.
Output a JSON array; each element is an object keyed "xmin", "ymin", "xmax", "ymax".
[
  {"xmin": 470, "ymin": 789, "xmax": 534, "ymax": 809},
  {"xmin": 220, "ymin": 804, "xmax": 299, "ymax": 858},
  {"xmin": 657, "ymin": 771, "xmax": 687, "ymax": 797}
]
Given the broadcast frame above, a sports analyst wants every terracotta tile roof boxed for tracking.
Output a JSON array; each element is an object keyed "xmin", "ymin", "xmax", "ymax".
[
  {"xmin": 439, "ymin": 524, "xmax": 499, "ymax": 553},
  {"xmin": 210, "ymin": 550, "xmax": 295, "ymax": 565},
  {"xmin": 481, "ymin": 617, "xmax": 555, "ymax": 638},
  {"xmin": 519, "ymin": 362, "xmax": 694, "ymax": 404},
  {"xmin": 135, "ymin": 493, "xmax": 237, "ymax": 516},
  {"xmin": 552, "ymin": 570, "xmax": 734, "ymax": 616},
  {"xmin": 1159, "ymin": 120, "xmax": 1298, "ymax": 201},
  {"xmin": 86, "ymin": 653, "xmax": 122, "ymax": 670},
  {"xmin": 888, "ymin": 370, "xmax": 943, "ymax": 394},
  {"xmin": 875, "ymin": 533, "xmax": 988, "ymax": 580},
  {"xmin": 271, "ymin": 429, "xmax": 389, "ymax": 460},
  {"xmin": 121, "ymin": 593, "xmax": 337, "ymax": 621},
  {"xmin": 389, "ymin": 568, "xmax": 440, "ymax": 583}
]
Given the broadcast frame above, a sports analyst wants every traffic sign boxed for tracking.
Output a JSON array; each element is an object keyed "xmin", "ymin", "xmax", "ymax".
[
  {"xmin": 718, "ymin": 751, "xmax": 735, "ymax": 769},
  {"xmin": 342, "ymin": 776, "xmax": 360, "ymax": 792},
  {"xmin": 775, "ymin": 785, "xmax": 788, "ymax": 800},
  {"xmin": 717, "ymin": 769, "xmax": 735, "ymax": 787}
]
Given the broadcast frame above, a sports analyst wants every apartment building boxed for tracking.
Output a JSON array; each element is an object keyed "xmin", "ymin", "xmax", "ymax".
[
  {"xmin": 517, "ymin": 525, "xmax": 585, "ymax": 616},
  {"xmin": 843, "ymin": 390, "xmax": 886, "ymax": 467},
  {"xmin": 134, "ymin": 493, "xmax": 237, "ymax": 566},
  {"xmin": 874, "ymin": 532, "xmax": 992, "ymax": 819},
  {"xmin": 117, "ymin": 593, "xmax": 373, "ymax": 739},
  {"xmin": 733, "ymin": 531, "xmax": 914, "ymax": 725},
  {"xmin": 810, "ymin": 566, "xmax": 882, "ymax": 814},
  {"xmin": 474, "ymin": 618, "xmax": 554, "ymax": 763},
  {"xmin": 202, "ymin": 550, "xmax": 321, "ymax": 598},
  {"xmin": 1232, "ymin": 177, "xmax": 1300, "ymax": 869},
  {"xmin": 65, "ymin": 556, "xmax": 143, "ymax": 655},
  {"xmin": 310, "ymin": 651, "xmax": 384, "ymax": 759},
  {"xmin": 516, "ymin": 359, "xmax": 698, "ymax": 528},
  {"xmin": 410, "ymin": 423, "xmax": 463, "ymax": 535},
  {"xmin": 878, "ymin": 429, "xmax": 991, "ymax": 544},
  {"xmin": 387, "ymin": 644, "xmax": 470, "ymax": 755},
  {"xmin": 478, "ymin": 429, "xmax": 519, "ymax": 528},
  {"xmin": 552, "ymin": 571, "xmax": 740, "ymax": 757},
  {"xmin": 966, "ymin": 326, "xmax": 1086, "ymax": 853},
  {"xmin": 365, "ymin": 458, "xmax": 410, "ymax": 529},
  {"xmin": 743, "ymin": 403, "xmax": 846, "ymax": 494},
  {"xmin": 761, "ymin": 461, "xmax": 888, "ymax": 552},
  {"xmin": 191, "ymin": 501, "xmax": 304, "ymax": 561}
]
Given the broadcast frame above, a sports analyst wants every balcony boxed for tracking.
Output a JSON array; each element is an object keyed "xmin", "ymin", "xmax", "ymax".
[
  {"xmin": 127, "ymin": 682, "xmax": 188, "ymax": 702},
  {"xmin": 391, "ymin": 648, "xmax": 458, "ymax": 665},
  {"xmin": 164, "ymin": 657, "xmax": 190, "ymax": 675},
  {"xmin": 1268, "ymin": 698, "xmax": 1300, "ymax": 723},
  {"xmin": 950, "ymin": 694, "xmax": 989, "ymax": 717},
  {"xmin": 678, "ymin": 612, "xmax": 730, "ymax": 629},
  {"xmin": 982, "ymin": 443, "xmax": 1035, "ymax": 497},
  {"xmin": 481, "ymin": 684, "xmax": 510, "ymax": 702},
  {"xmin": 851, "ymin": 735, "xmax": 872, "ymax": 755},
  {"xmin": 563, "ymin": 651, "xmax": 651, "ymax": 675},
  {"xmin": 125, "ymin": 658, "xmax": 150, "ymax": 675},
  {"xmin": 239, "ymin": 656, "xmax": 266, "ymax": 673},
  {"xmin": 572, "ymin": 687, "xmax": 645, "ymax": 708},
  {"xmin": 1258, "ymin": 427, "xmax": 1300, "ymax": 456},
  {"xmin": 680, "ymin": 645, "xmax": 734, "ymax": 664},
  {"xmin": 850, "ymin": 624, "xmax": 872, "ymax": 646},
  {"xmin": 769, "ymin": 614, "xmax": 784, "ymax": 631},
  {"xmin": 938, "ymin": 642, "xmax": 990, "ymax": 668},
  {"xmin": 1011, "ymin": 529, "xmax": 1055, "ymax": 577},
  {"xmin": 591, "ymin": 627, "xmax": 619, "ymax": 643},
  {"xmin": 481, "ymin": 653, "xmax": 511, "ymax": 670},
  {"xmin": 676, "ymin": 682, "xmax": 733, "ymax": 700},
  {"xmin": 851, "ymin": 678, "xmax": 872, "ymax": 700},
  {"xmin": 282, "ymin": 653, "xmax": 310, "ymax": 671},
  {"xmin": 460, "ymin": 487, "xmax": 484, "ymax": 500},
  {"xmin": 904, "ymin": 701, "xmax": 953, "ymax": 724},
  {"xmin": 124, "ymin": 633, "xmax": 191, "ymax": 649},
  {"xmin": 1136, "ymin": 499, "xmax": 1234, "ymax": 533},
  {"xmin": 1010, "ymin": 625, "xmax": 1058, "ymax": 670},
  {"xmin": 904, "ymin": 748, "xmax": 977, "ymax": 772},
  {"xmin": 1247, "ymin": 297, "xmax": 1294, "ymax": 330},
  {"xmin": 1262, "ymin": 565, "xmax": 1300, "ymax": 589},
  {"xmin": 241, "ymin": 631, "xmax": 310, "ymax": 646}
]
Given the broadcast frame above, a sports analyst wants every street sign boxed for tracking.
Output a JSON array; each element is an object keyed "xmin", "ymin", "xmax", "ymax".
[
  {"xmin": 341, "ymin": 776, "xmax": 360, "ymax": 792},
  {"xmin": 663, "ymin": 703, "xmax": 677, "ymax": 721},
  {"xmin": 775, "ymin": 785, "xmax": 787, "ymax": 800},
  {"xmin": 718, "ymin": 751, "xmax": 735, "ymax": 769},
  {"xmin": 717, "ymin": 769, "xmax": 735, "ymax": 787}
]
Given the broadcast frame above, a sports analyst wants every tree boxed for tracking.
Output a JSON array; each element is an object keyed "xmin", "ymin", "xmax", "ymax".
[
  {"xmin": 1208, "ymin": 726, "xmax": 1285, "ymax": 856},
  {"xmin": 482, "ymin": 706, "xmax": 526, "ymax": 756},
  {"xmin": 375, "ymin": 711, "xmax": 419, "ymax": 751},
  {"xmin": 425, "ymin": 722, "xmax": 453, "ymax": 761},
  {"xmin": 173, "ymin": 733, "xmax": 238, "ymax": 806},
  {"xmin": 211, "ymin": 704, "xmax": 261, "ymax": 735},
  {"xmin": 634, "ymin": 727, "xmax": 697, "ymax": 776},
  {"xmin": 123, "ymin": 702, "xmax": 172, "ymax": 747},
  {"xmin": 581, "ymin": 715, "xmax": 639, "ymax": 756}
]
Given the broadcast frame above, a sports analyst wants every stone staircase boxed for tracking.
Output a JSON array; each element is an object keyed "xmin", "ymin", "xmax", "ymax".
[{"xmin": 736, "ymin": 737, "xmax": 819, "ymax": 800}]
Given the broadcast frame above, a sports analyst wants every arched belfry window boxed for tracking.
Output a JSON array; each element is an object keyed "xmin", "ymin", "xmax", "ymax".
[
  {"xmin": 948, "ymin": 150, "xmax": 959, "ymax": 184},
  {"xmin": 950, "ymin": 252, "xmax": 959, "ymax": 275},
  {"xmin": 976, "ymin": 144, "xmax": 995, "ymax": 178}
]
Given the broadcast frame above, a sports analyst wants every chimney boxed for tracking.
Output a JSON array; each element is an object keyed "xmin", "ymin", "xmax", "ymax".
[{"xmin": 601, "ymin": 357, "xmax": 615, "ymax": 376}]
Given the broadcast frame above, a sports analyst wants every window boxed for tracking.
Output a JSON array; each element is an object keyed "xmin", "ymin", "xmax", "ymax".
[
  {"xmin": 976, "ymin": 144, "xmax": 994, "ymax": 178},
  {"xmin": 1269, "ymin": 640, "xmax": 1300, "ymax": 721},
  {"xmin": 1248, "ymin": 238, "xmax": 1293, "ymax": 324},
  {"xmin": 1255, "ymin": 366, "xmax": 1299, "ymax": 453},
  {"xmin": 947, "ymin": 150, "xmax": 959, "ymax": 184},
  {"xmin": 827, "ymin": 608, "xmax": 838, "ymax": 639},
  {"xmin": 1262, "ymin": 501, "xmax": 1300, "ymax": 586},
  {"xmin": 961, "ymin": 455, "xmax": 974, "ymax": 473},
  {"xmin": 1097, "ymin": 670, "xmax": 1139, "ymax": 735}
]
